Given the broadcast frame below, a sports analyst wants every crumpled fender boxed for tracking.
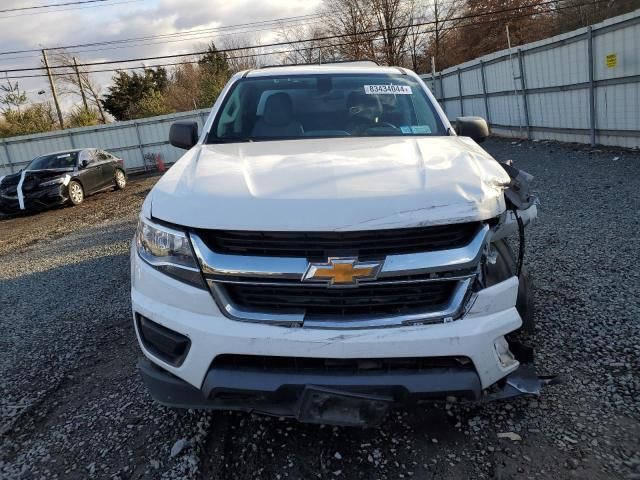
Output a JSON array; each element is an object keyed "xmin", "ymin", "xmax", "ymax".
[
  {"xmin": 490, "ymin": 162, "xmax": 539, "ymax": 242},
  {"xmin": 499, "ymin": 161, "xmax": 537, "ymax": 210}
]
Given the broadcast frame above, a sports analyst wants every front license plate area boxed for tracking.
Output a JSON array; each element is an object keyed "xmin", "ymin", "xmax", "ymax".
[{"xmin": 296, "ymin": 386, "xmax": 392, "ymax": 427}]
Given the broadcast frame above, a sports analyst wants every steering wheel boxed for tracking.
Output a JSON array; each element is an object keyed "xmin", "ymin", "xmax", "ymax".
[
  {"xmin": 361, "ymin": 121, "xmax": 399, "ymax": 133},
  {"xmin": 374, "ymin": 121, "xmax": 398, "ymax": 129}
]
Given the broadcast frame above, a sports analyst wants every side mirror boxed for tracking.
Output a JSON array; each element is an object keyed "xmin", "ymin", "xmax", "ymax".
[
  {"xmin": 169, "ymin": 121, "xmax": 199, "ymax": 150},
  {"xmin": 455, "ymin": 116, "xmax": 489, "ymax": 143},
  {"xmin": 81, "ymin": 159, "xmax": 89, "ymax": 168}
]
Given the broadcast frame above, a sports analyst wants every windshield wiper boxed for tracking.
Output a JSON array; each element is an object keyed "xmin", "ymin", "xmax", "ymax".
[{"xmin": 208, "ymin": 137, "xmax": 253, "ymax": 144}]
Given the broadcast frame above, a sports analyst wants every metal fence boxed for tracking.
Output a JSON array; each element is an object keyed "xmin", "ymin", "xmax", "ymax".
[
  {"xmin": 0, "ymin": 108, "xmax": 212, "ymax": 176},
  {"xmin": 421, "ymin": 9, "xmax": 640, "ymax": 149},
  {"xmin": 1, "ymin": 10, "xmax": 637, "ymax": 176}
]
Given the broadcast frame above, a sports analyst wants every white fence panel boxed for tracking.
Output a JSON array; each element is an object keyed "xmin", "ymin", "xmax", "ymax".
[
  {"xmin": 483, "ymin": 59, "xmax": 515, "ymax": 94},
  {"xmin": 460, "ymin": 68, "xmax": 483, "ymax": 96},
  {"xmin": 442, "ymin": 98, "xmax": 461, "ymax": 120},
  {"xmin": 596, "ymin": 83, "xmax": 640, "ymax": 131},
  {"xmin": 0, "ymin": 108, "xmax": 212, "ymax": 176},
  {"xmin": 1, "ymin": 12, "xmax": 638, "ymax": 175},
  {"xmin": 461, "ymin": 98, "xmax": 485, "ymax": 118},
  {"xmin": 524, "ymin": 39, "xmax": 589, "ymax": 89},
  {"xmin": 421, "ymin": 9, "xmax": 640, "ymax": 148},
  {"xmin": 441, "ymin": 74, "xmax": 460, "ymax": 100}
]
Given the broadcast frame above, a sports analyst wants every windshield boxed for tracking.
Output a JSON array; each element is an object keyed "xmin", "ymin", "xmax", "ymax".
[
  {"xmin": 27, "ymin": 151, "xmax": 78, "ymax": 170},
  {"xmin": 207, "ymin": 73, "xmax": 446, "ymax": 143}
]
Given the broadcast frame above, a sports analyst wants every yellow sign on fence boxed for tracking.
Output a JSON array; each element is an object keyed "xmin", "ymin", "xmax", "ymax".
[{"xmin": 606, "ymin": 53, "xmax": 618, "ymax": 68}]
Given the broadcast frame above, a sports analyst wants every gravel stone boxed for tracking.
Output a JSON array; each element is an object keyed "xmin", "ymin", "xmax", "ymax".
[
  {"xmin": 1, "ymin": 139, "xmax": 639, "ymax": 479},
  {"xmin": 170, "ymin": 439, "xmax": 188, "ymax": 458}
]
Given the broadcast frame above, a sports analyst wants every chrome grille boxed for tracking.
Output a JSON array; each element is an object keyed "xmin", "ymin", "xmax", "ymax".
[
  {"xmin": 224, "ymin": 280, "xmax": 457, "ymax": 318},
  {"xmin": 190, "ymin": 224, "xmax": 489, "ymax": 329},
  {"xmin": 195, "ymin": 222, "xmax": 482, "ymax": 260}
]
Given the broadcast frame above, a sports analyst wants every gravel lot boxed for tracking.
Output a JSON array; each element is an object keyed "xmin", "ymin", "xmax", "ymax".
[{"xmin": 1, "ymin": 138, "xmax": 639, "ymax": 480}]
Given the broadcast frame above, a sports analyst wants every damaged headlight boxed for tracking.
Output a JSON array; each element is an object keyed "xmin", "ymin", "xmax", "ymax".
[
  {"xmin": 136, "ymin": 216, "xmax": 205, "ymax": 288},
  {"xmin": 40, "ymin": 174, "xmax": 71, "ymax": 188}
]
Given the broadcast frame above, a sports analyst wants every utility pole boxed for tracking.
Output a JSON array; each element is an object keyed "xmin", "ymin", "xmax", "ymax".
[
  {"xmin": 73, "ymin": 56, "xmax": 89, "ymax": 111},
  {"xmin": 42, "ymin": 49, "xmax": 64, "ymax": 129}
]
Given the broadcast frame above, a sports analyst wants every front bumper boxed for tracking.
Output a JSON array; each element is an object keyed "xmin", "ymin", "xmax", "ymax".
[
  {"xmin": 137, "ymin": 356, "xmax": 545, "ymax": 426},
  {"xmin": 138, "ymin": 355, "xmax": 483, "ymax": 423},
  {"xmin": 132, "ymin": 247, "xmax": 526, "ymax": 409},
  {"xmin": 0, "ymin": 184, "xmax": 68, "ymax": 214}
]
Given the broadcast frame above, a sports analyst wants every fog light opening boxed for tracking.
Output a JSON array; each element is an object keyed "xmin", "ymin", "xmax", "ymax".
[
  {"xmin": 136, "ymin": 314, "xmax": 191, "ymax": 367},
  {"xmin": 494, "ymin": 336, "xmax": 518, "ymax": 368}
]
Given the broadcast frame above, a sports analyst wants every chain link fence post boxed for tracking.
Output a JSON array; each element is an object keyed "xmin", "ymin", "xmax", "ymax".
[
  {"xmin": 1, "ymin": 139, "xmax": 14, "ymax": 174},
  {"xmin": 587, "ymin": 26, "xmax": 596, "ymax": 147},
  {"xmin": 480, "ymin": 60, "xmax": 491, "ymax": 125},
  {"xmin": 133, "ymin": 121, "xmax": 145, "ymax": 171},
  {"xmin": 517, "ymin": 48, "xmax": 531, "ymax": 140},
  {"xmin": 68, "ymin": 130, "xmax": 76, "ymax": 149},
  {"xmin": 457, "ymin": 68, "xmax": 464, "ymax": 116}
]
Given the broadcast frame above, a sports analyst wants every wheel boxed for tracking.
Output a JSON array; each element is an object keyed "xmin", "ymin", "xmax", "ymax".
[
  {"xmin": 68, "ymin": 180, "xmax": 84, "ymax": 206},
  {"xmin": 114, "ymin": 169, "xmax": 127, "ymax": 190},
  {"xmin": 516, "ymin": 264, "xmax": 535, "ymax": 335},
  {"xmin": 485, "ymin": 239, "xmax": 535, "ymax": 334}
]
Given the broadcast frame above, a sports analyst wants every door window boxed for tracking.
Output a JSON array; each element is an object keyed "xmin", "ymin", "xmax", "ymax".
[
  {"xmin": 96, "ymin": 151, "xmax": 111, "ymax": 161},
  {"xmin": 78, "ymin": 150, "xmax": 97, "ymax": 167}
]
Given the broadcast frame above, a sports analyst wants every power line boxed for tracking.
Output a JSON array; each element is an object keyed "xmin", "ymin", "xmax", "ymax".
[
  {"xmin": 0, "ymin": 0, "xmax": 142, "ymax": 19},
  {"xmin": 0, "ymin": 0, "xmax": 580, "ymax": 74},
  {"xmin": 0, "ymin": 18, "xmax": 327, "ymax": 62},
  {"xmin": 0, "ymin": 0, "xmax": 462, "ymax": 56},
  {"xmin": 0, "ymin": 0, "xmax": 115, "ymax": 14},
  {"xmin": 0, "ymin": 12, "xmax": 324, "ymax": 56},
  {"xmin": 1, "ymin": 0, "xmax": 600, "ymax": 80}
]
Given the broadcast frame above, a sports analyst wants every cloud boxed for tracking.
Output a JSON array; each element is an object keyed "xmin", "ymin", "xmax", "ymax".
[{"xmin": 0, "ymin": 0, "xmax": 322, "ymax": 108}]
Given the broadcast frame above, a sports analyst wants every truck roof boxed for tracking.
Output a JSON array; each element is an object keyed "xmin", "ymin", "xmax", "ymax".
[{"xmin": 245, "ymin": 63, "xmax": 407, "ymax": 78}]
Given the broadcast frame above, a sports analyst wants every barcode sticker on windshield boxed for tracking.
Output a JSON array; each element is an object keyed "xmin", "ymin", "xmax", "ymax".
[{"xmin": 364, "ymin": 85, "xmax": 412, "ymax": 95}]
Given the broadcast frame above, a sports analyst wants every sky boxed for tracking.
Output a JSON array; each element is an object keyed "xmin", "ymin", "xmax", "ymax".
[{"xmin": 0, "ymin": 0, "xmax": 322, "ymax": 109}]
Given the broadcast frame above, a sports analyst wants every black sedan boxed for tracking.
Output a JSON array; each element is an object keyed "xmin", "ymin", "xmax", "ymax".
[{"xmin": 0, "ymin": 148, "xmax": 126, "ymax": 214}]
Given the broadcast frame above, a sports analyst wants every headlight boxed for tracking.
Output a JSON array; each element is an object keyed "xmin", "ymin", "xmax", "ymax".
[
  {"xmin": 136, "ymin": 216, "xmax": 205, "ymax": 288},
  {"xmin": 40, "ymin": 174, "xmax": 70, "ymax": 187}
]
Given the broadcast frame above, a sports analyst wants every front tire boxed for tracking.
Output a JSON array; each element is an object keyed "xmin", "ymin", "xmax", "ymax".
[
  {"xmin": 68, "ymin": 180, "xmax": 84, "ymax": 206},
  {"xmin": 114, "ymin": 169, "xmax": 126, "ymax": 190},
  {"xmin": 485, "ymin": 239, "xmax": 534, "ymax": 334}
]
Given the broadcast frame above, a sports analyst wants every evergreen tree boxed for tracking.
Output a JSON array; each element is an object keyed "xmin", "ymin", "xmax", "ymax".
[{"xmin": 101, "ymin": 67, "xmax": 169, "ymax": 120}]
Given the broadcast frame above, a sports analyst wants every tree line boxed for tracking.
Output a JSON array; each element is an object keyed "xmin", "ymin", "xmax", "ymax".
[{"xmin": 0, "ymin": 0, "xmax": 636, "ymax": 137}]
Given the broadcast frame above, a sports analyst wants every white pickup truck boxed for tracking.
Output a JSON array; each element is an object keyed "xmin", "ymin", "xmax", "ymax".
[{"xmin": 131, "ymin": 63, "xmax": 544, "ymax": 427}]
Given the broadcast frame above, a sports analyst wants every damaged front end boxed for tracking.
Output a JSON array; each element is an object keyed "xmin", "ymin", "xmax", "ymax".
[
  {"xmin": 0, "ymin": 169, "xmax": 72, "ymax": 214},
  {"xmin": 134, "ymin": 155, "xmax": 557, "ymax": 428},
  {"xmin": 478, "ymin": 161, "xmax": 558, "ymax": 403}
]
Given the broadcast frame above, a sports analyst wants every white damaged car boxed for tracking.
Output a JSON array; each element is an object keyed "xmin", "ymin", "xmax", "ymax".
[{"xmin": 131, "ymin": 63, "xmax": 545, "ymax": 426}]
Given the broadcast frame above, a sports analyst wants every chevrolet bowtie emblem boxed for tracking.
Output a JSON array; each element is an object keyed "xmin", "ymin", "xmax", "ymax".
[{"xmin": 302, "ymin": 257, "xmax": 382, "ymax": 286}]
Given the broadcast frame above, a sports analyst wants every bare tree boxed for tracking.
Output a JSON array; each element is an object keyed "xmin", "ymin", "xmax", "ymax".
[
  {"xmin": 48, "ymin": 50, "xmax": 107, "ymax": 122},
  {"xmin": 321, "ymin": 0, "xmax": 377, "ymax": 61},
  {"xmin": 449, "ymin": 0, "xmax": 555, "ymax": 66},
  {"xmin": 0, "ymin": 78, "xmax": 57, "ymax": 137},
  {"xmin": 0, "ymin": 76, "xmax": 28, "ymax": 114},
  {"xmin": 163, "ymin": 61, "xmax": 203, "ymax": 112},
  {"xmin": 404, "ymin": 23, "xmax": 425, "ymax": 71},
  {"xmin": 554, "ymin": 0, "xmax": 638, "ymax": 31},
  {"xmin": 371, "ymin": 0, "xmax": 414, "ymax": 66},
  {"xmin": 425, "ymin": 0, "xmax": 467, "ymax": 71},
  {"xmin": 277, "ymin": 23, "xmax": 335, "ymax": 64},
  {"xmin": 221, "ymin": 35, "xmax": 266, "ymax": 72}
]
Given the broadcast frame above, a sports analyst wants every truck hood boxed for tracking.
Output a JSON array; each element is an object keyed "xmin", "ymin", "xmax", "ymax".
[{"xmin": 150, "ymin": 136, "xmax": 511, "ymax": 231}]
